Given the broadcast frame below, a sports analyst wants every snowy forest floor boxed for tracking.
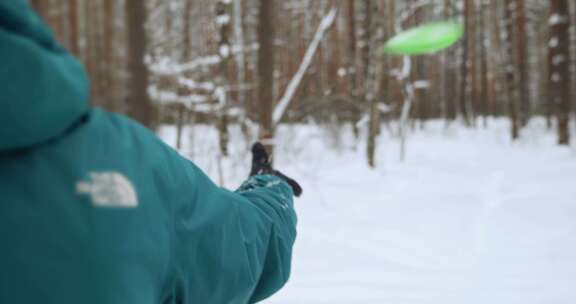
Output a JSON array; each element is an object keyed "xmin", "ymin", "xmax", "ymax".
[{"xmin": 159, "ymin": 119, "xmax": 576, "ymax": 304}]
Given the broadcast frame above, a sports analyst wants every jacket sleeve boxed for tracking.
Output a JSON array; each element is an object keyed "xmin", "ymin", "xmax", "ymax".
[
  {"xmin": 107, "ymin": 112, "xmax": 297, "ymax": 303},
  {"xmin": 155, "ymin": 141, "xmax": 297, "ymax": 303},
  {"xmin": 235, "ymin": 174, "xmax": 298, "ymax": 302},
  {"xmin": 182, "ymin": 167, "xmax": 297, "ymax": 303}
]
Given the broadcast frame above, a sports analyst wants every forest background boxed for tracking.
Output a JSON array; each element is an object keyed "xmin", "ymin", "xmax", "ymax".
[{"xmin": 30, "ymin": 0, "xmax": 575, "ymax": 165}]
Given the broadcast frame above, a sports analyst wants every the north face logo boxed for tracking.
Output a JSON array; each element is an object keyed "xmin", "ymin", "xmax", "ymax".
[{"xmin": 77, "ymin": 172, "xmax": 138, "ymax": 208}]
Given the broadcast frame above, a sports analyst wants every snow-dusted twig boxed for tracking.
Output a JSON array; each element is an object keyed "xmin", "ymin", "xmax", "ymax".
[
  {"xmin": 398, "ymin": 56, "xmax": 414, "ymax": 162},
  {"xmin": 397, "ymin": 0, "xmax": 434, "ymax": 31},
  {"xmin": 272, "ymin": 7, "xmax": 338, "ymax": 125},
  {"xmin": 149, "ymin": 43, "xmax": 259, "ymax": 76},
  {"xmin": 391, "ymin": 55, "xmax": 412, "ymax": 81},
  {"xmin": 148, "ymin": 85, "xmax": 209, "ymax": 106},
  {"xmin": 179, "ymin": 78, "xmax": 216, "ymax": 91}
]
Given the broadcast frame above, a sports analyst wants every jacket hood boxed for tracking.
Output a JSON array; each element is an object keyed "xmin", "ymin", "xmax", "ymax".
[{"xmin": 0, "ymin": 0, "xmax": 89, "ymax": 151}]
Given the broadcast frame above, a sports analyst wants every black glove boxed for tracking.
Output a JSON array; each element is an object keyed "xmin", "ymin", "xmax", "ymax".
[{"xmin": 250, "ymin": 142, "xmax": 303, "ymax": 197}]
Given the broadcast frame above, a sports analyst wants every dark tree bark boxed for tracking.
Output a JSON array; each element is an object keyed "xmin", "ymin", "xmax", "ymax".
[
  {"xmin": 347, "ymin": 0, "xmax": 357, "ymax": 97},
  {"xmin": 257, "ymin": 0, "xmax": 275, "ymax": 153},
  {"xmin": 488, "ymin": 0, "xmax": 503, "ymax": 118},
  {"xmin": 443, "ymin": 0, "xmax": 457, "ymax": 121},
  {"xmin": 504, "ymin": 0, "xmax": 520, "ymax": 139},
  {"xmin": 176, "ymin": 0, "xmax": 194, "ymax": 150},
  {"xmin": 125, "ymin": 0, "xmax": 153, "ymax": 129},
  {"xmin": 217, "ymin": 0, "xmax": 232, "ymax": 157},
  {"xmin": 84, "ymin": 0, "xmax": 98, "ymax": 105},
  {"xmin": 103, "ymin": 0, "xmax": 117, "ymax": 112},
  {"xmin": 411, "ymin": 1, "xmax": 428, "ymax": 124},
  {"xmin": 460, "ymin": 0, "xmax": 474, "ymax": 126},
  {"xmin": 479, "ymin": 0, "xmax": 489, "ymax": 126},
  {"xmin": 514, "ymin": 0, "xmax": 530, "ymax": 126},
  {"xmin": 365, "ymin": 0, "xmax": 377, "ymax": 168},
  {"xmin": 30, "ymin": 0, "xmax": 45, "ymax": 13},
  {"xmin": 68, "ymin": 0, "xmax": 80, "ymax": 56},
  {"xmin": 347, "ymin": 0, "xmax": 361, "ymax": 138},
  {"xmin": 549, "ymin": 0, "xmax": 571, "ymax": 145}
]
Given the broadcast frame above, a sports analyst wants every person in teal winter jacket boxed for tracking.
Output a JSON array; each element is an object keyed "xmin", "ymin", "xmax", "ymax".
[{"xmin": 0, "ymin": 1, "xmax": 301, "ymax": 303}]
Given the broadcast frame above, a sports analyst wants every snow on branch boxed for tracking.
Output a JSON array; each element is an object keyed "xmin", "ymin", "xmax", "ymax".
[
  {"xmin": 413, "ymin": 80, "xmax": 430, "ymax": 89},
  {"xmin": 149, "ymin": 56, "xmax": 220, "ymax": 75},
  {"xmin": 148, "ymin": 85, "xmax": 209, "ymax": 107},
  {"xmin": 272, "ymin": 7, "xmax": 338, "ymax": 125},
  {"xmin": 549, "ymin": 14, "xmax": 568, "ymax": 25},
  {"xmin": 397, "ymin": 0, "xmax": 434, "ymax": 29},
  {"xmin": 179, "ymin": 78, "xmax": 216, "ymax": 91},
  {"xmin": 149, "ymin": 44, "xmax": 259, "ymax": 75},
  {"xmin": 391, "ymin": 56, "xmax": 412, "ymax": 81}
]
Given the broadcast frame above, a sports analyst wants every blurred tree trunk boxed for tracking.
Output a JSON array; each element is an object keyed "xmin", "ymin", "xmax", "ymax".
[
  {"xmin": 460, "ymin": 0, "xmax": 474, "ymax": 126},
  {"xmin": 360, "ymin": 0, "xmax": 371, "ymax": 98},
  {"xmin": 469, "ymin": 0, "xmax": 478, "ymax": 126},
  {"xmin": 176, "ymin": 0, "xmax": 194, "ymax": 150},
  {"xmin": 504, "ymin": 0, "xmax": 520, "ymax": 140},
  {"xmin": 347, "ymin": 0, "xmax": 357, "ymax": 97},
  {"xmin": 412, "ymin": 2, "xmax": 428, "ymax": 125},
  {"xmin": 233, "ymin": 0, "xmax": 247, "ymax": 124},
  {"xmin": 549, "ymin": 0, "xmax": 571, "ymax": 145},
  {"xmin": 103, "ymin": 0, "xmax": 116, "ymax": 111},
  {"xmin": 30, "ymin": 0, "xmax": 45, "ymax": 13},
  {"xmin": 488, "ymin": 0, "xmax": 502, "ymax": 118},
  {"xmin": 514, "ymin": 0, "xmax": 529, "ymax": 126},
  {"xmin": 257, "ymin": 0, "xmax": 275, "ymax": 153},
  {"xmin": 537, "ymin": 16, "xmax": 552, "ymax": 129},
  {"xmin": 84, "ymin": 0, "xmax": 98, "ymax": 105},
  {"xmin": 571, "ymin": 0, "xmax": 576, "ymax": 137},
  {"xmin": 329, "ymin": 0, "xmax": 342, "ymax": 96},
  {"xmin": 217, "ymin": 0, "xmax": 232, "ymax": 157},
  {"xmin": 347, "ymin": 0, "xmax": 361, "ymax": 138},
  {"xmin": 365, "ymin": 0, "xmax": 378, "ymax": 168},
  {"xmin": 68, "ymin": 0, "xmax": 80, "ymax": 56},
  {"xmin": 479, "ymin": 0, "xmax": 489, "ymax": 126},
  {"xmin": 125, "ymin": 0, "xmax": 153, "ymax": 129},
  {"xmin": 443, "ymin": 0, "xmax": 457, "ymax": 121}
]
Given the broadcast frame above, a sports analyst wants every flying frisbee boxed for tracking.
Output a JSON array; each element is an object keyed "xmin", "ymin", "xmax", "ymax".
[{"xmin": 383, "ymin": 22, "xmax": 464, "ymax": 55}]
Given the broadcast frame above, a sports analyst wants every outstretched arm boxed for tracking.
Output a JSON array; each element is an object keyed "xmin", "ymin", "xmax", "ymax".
[
  {"xmin": 130, "ymin": 123, "xmax": 301, "ymax": 303},
  {"xmin": 179, "ymin": 163, "xmax": 297, "ymax": 303}
]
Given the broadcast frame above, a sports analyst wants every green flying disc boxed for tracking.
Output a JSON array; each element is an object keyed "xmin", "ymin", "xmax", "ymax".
[{"xmin": 383, "ymin": 22, "xmax": 464, "ymax": 55}]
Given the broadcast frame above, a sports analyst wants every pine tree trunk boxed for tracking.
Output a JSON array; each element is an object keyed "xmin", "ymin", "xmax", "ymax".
[
  {"xmin": 514, "ymin": 0, "xmax": 530, "ymax": 126},
  {"xmin": 468, "ymin": 0, "xmax": 478, "ymax": 126},
  {"xmin": 504, "ymin": 1, "xmax": 520, "ymax": 139},
  {"xmin": 217, "ymin": 0, "xmax": 232, "ymax": 157},
  {"xmin": 125, "ymin": 0, "xmax": 153, "ymax": 129},
  {"xmin": 30, "ymin": 0, "xmax": 45, "ymax": 13},
  {"xmin": 365, "ymin": 0, "xmax": 378, "ymax": 168},
  {"xmin": 103, "ymin": 0, "xmax": 116, "ymax": 111},
  {"xmin": 347, "ymin": 0, "xmax": 357, "ymax": 97},
  {"xmin": 175, "ymin": 0, "xmax": 194, "ymax": 150},
  {"xmin": 68, "ymin": 0, "xmax": 80, "ymax": 56},
  {"xmin": 443, "ymin": 0, "xmax": 457, "ymax": 121},
  {"xmin": 487, "ymin": 0, "xmax": 501, "ymax": 118},
  {"xmin": 257, "ymin": 0, "xmax": 275, "ymax": 153},
  {"xmin": 549, "ymin": 0, "xmax": 572, "ymax": 145},
  {"xmin": 479, "ymin": 0, "xmax": 489, "ymax": 126},
  {"xmin": 460, "ymin": 0, "xmax": 474, "ymax": 126},
  {"xmin": 175, "ymin": 104, "xmax": 186, "ymax": 150},
  {"xmin": 84, "ymin": 0, "xmax": 97, "ymax": 105}
]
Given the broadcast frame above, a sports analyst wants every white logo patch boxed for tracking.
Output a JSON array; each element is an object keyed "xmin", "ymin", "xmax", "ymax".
[{"xmin": 77, "ymin": 172, "xmax": 138, "ymax": 208}]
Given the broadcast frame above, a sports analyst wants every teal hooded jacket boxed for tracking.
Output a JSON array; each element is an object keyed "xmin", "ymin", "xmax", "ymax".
[{"xmin": 0, "ymin": 1, "xmax": 297, "ymax": 303}]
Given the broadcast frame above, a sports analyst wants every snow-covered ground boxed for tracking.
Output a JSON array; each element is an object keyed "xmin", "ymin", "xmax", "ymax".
[{"xmin": 159, "ymin": 119, "xmax": 576, "ymax": 304}]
